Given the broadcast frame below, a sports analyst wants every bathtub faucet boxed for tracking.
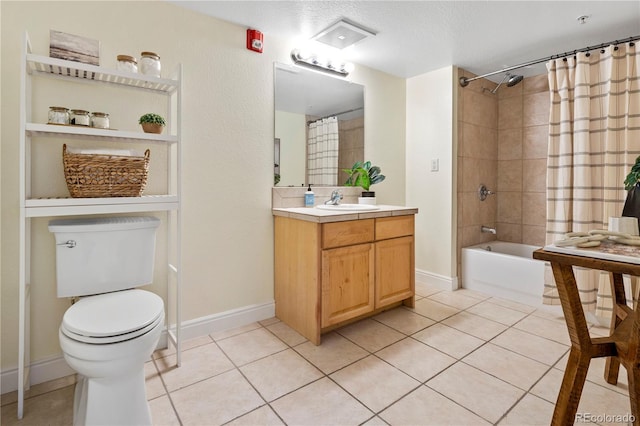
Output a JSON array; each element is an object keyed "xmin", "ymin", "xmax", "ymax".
[{"xmin": 481, "ymin": 225, "xmax": 496, "ymax": 234}]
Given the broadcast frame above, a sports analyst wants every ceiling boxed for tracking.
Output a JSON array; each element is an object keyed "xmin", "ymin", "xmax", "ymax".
[{"xmin": 172, "ymin": 1, "xmax": 639, "ymax": 81}]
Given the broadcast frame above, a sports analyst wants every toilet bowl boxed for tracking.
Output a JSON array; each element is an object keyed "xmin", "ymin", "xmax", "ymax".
[
  {"xmin": 49, "ymin": 217, "xmax": 164, "ymax": 426},
  {"xmin": 59, "ymin": 289, "xmax": 164, "ymax": 426}
]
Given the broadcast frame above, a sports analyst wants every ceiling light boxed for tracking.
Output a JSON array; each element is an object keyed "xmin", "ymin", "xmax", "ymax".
[
  {"xmin": 291, "ymin": 49, "xmax": 352, "ymax": 77},
  {"xmin": 311, "ymin": 19, "xmax": 377, "ymax": 50}
]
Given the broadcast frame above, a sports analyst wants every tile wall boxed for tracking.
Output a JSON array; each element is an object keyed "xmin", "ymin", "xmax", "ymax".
[
  {"xmin": 457, "ymin": 69, "xmax": 499, "ymax": 257},
  {"xmin": 338, "ymin": 116, "xmax": 365, "ymax": 184},
  {"xmin": 497, "ymin": 74, "xmax": 549, "ymax": 246},
  {"xmin": 456, "ymin": 70, "xmax": 549, "ymax": 281}
]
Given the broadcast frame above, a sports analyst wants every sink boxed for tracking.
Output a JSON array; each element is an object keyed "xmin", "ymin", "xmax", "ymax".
[{"xmin": 315, "ymin": 204, "xmax": 381, "ymax": 212}]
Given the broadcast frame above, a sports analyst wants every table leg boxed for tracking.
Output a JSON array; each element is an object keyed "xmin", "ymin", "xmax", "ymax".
[
  {"xmin": 552, "ymin": 347, "xmax": 592, "ymax": 426},
  {"xmin": 605, "ymin": 272, "xmax": 625, "ymax": 385},
  {"xmin": 629, "ymin": 367, "xmax": 639, "ymax": 425},
  {"xmin": 549, "ymin": 263, "xmax": 593, "ymax": 425}
]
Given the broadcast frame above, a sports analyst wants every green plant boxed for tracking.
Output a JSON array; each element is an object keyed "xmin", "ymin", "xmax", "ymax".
[
  {"xmin": 343, "ymin": 161, "xmax": 385, "ymax": 191},
  {"xmin": 138, "ymin": 113, "xmax": 166, "ymax": 126},
  {"xmin": 624, "ymin": 156, "xmax": 640, "ymax": 190}
]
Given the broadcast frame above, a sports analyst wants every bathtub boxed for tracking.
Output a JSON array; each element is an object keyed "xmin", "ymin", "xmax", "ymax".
[{"xmin": 461, "ymin": 241, "xmax": 547, "ymax": 308}]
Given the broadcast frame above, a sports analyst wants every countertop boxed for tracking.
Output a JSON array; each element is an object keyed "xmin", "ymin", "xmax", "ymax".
[{"xmin": 272, "ymin": 205, "xmax": 418, "ymax": 223}]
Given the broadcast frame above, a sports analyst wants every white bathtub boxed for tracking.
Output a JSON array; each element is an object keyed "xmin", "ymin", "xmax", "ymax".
[{"xmin": 461, "ymin": 241, "xmax": 547, "ymax": 308}]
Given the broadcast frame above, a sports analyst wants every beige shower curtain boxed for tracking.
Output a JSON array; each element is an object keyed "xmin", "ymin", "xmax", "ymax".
[{"xmin": 544, "ymin": 42, "xmax": 640, "ymax": 317}]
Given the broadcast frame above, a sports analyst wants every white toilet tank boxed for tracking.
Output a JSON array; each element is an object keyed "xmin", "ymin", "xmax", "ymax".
[{"xmin": 48, "ymin": 216, "xmax": 160, "ymax": 297}]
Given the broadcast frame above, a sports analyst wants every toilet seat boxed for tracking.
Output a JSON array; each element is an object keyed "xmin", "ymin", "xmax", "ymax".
[{"xmin": 61, "ymin": 289, "xmax": 164, "ymax": 344}]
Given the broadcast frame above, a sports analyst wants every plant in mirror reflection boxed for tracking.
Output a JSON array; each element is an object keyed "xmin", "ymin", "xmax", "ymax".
[{"xmin": 343, "ymin": 161, "xmax": 385, "ymax": 191}]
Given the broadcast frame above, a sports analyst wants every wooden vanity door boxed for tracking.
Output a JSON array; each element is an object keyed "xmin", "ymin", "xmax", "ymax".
[
  {"xmin": 375, "ymin": 235, "xmax": 415, "ymax": 308},
  {"xmin": 321, "ymin": 243, "xmax": 375, "ymax": 327}
]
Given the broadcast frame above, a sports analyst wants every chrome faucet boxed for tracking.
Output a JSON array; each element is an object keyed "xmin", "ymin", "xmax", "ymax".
[
  {"xmin": 481, "ymin": 225, "xmax": 497, "ymax": 234},
  {"xmin": 324, "ymin": 190, "xmax": 343, "ymax": 205}
]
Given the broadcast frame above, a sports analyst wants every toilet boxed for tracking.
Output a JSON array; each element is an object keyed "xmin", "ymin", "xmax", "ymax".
[{"xmin": 48, "ymin": 216, "xmax": 164, "ymax": 426}]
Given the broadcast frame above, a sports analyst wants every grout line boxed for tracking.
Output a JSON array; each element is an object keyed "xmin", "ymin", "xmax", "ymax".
[
  {"xmin": 150, "ymin": 356, "xmax": 184, "ymax": 426},
  {"xmin": 14, "ymin": 289, "xmax": 631, "ymax": 425}
]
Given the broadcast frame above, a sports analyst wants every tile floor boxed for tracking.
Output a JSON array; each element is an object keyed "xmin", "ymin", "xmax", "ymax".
[{"xmin": 1, "ymin": 283, "xmax": 635, "ymax": 426}]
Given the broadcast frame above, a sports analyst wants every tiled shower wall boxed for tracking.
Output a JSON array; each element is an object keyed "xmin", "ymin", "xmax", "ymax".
[
  {"xmin": 496, "ymin": 74, "xmax": 549, "ymax": 246},
  {"xmin": 456, "ymin": 69, "xmax": 549, "ymax": 280},
  {"xmin": 338, "ymin": 116, "xmax": 365, "ymax": 184},
  {"xmin": 457, "ymin": 70, "xmax": 498, "ymax": 255}
]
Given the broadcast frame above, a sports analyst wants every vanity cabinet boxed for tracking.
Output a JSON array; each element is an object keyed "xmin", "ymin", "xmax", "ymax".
[{"xmin": 274, "ymin": 213, "xmax": 415, "ymax": 345}]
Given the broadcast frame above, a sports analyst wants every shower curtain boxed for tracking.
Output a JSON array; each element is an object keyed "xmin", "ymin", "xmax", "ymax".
[
  {"xmin": 545, "ymin": 42, "xmax": 640, "ymax": 317},
  {"xmin": 307, "ymin": 117, "xmax": 339, "ymax": 186}
]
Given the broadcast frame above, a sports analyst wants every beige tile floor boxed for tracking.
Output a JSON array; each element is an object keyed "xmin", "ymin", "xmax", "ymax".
[{"xmin": 1, "ymin": 283, "xmax": 635, "ymax": 426}]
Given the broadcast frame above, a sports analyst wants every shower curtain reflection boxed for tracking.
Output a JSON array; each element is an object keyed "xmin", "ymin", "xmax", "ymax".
[
  {"xmin": 545, "ymin": 42, "xmax": 640, "ymax": 317},
  {"xmin": 307, "ymin": 116, "xmax": 339, "ymax": 186}
]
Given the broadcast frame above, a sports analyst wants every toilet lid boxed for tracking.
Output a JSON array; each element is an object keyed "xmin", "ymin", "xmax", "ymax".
[{"xmin": 61, "ymin": 289, "xmax": 164, "ymax": 343}]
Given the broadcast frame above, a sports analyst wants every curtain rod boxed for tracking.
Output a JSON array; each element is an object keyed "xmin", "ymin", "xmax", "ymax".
[
  {"xmin": 307, "ymin": 107, "xmax": 364, "ymax": 124},
  {"xmin": 459, "ymin": 35, "xmax": 640, "ymax": 87}
]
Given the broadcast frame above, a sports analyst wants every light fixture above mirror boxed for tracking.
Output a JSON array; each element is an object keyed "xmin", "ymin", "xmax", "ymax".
[{"xmin": 290, "ymin": 48, "xmax": 354, "ymax": 77}]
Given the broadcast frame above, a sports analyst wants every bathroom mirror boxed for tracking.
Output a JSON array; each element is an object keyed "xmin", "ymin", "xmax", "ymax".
[{"xmin": 274, "ymin": 63, "xmax": 364, "ymax": 187}]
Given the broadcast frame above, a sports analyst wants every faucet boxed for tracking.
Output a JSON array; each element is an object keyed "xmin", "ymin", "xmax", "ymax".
[
  {"xmin": 481, "ymin": 225, "xmax": 497, "ymax": 234},
  {"xmin": 324, "ymin": 190, "xmax": 343, "ymax": 205}
]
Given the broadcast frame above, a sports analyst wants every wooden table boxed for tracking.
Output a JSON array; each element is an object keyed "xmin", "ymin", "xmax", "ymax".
[{"xmin": 533, "ymin": 249, "xmax": 639, "ymax": 425}]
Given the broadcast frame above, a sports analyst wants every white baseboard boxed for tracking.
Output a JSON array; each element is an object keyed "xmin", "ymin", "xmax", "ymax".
[
  {"xmin": 1, "ymin": 355, "xmax": 76, "ymax": 395},
  {"xmin": 1, "ymin": 300, "xmax": 275, "ymax": 395},
  {"xmin": 176, "ymin": 300, "xmax": 275, "ymax": 341},
  {"xmin": 415, "ymin": 268, "xmax": 458, "ymax": 291}
]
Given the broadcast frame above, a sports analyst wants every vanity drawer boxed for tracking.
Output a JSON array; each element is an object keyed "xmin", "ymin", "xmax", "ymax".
[
  {"xmin": 322, "ymin": 219, "xmax": 374, "ymax": 249},
  {"xmin": 375, "ymin": 215, "xmax": 414, "ymax": 240}
]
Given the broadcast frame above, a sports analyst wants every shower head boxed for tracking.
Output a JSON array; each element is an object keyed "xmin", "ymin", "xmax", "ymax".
[
  {"xmin": 487, "ymin": 72, "xmax": 523, "ymax": 94},
  {"xmin": 506, "ymin": 74, "xmax": 524, "ymax": 87}
]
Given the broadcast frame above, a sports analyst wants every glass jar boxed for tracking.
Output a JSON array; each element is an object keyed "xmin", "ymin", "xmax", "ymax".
[
  {"xmin": 69, "ymin": 109, "xmax": 90, "ymax": 126},
  {"xmin": 48, "ymin": 106, "xmax": 69, "ymax": 125},
  {"xmin": 139, "ymin": 51, "xmax": 161, "ymax": 78},
  {"xmin": 116, "ymin": 55, "xmax": 137, "ymax": 73},
  {"xmin": 90, "ymin": 112, "xmax": 110, "ymax": 129}
]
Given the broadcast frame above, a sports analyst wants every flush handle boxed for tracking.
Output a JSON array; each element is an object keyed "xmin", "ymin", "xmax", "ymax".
[{"xmin": 57, "ymin": 240, "xmax": 76, "ymax": 248}]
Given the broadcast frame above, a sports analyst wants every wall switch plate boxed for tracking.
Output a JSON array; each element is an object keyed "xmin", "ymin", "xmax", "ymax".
[{"xmin": 430, "ymin": 159, "xmax": 439, "ymax": 172}]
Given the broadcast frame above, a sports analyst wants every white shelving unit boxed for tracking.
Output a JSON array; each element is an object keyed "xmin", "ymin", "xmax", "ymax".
[{"xmin": 17, "ymin": 32, "xmax": 182, "ymax": 419}]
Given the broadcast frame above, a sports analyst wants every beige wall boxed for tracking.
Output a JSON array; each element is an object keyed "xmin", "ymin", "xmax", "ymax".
[
  {"xmin": 406, "ymin": 67, "xmax": 456, "ymax": 280},
  {"xmin": 0, "ymin": 1, "xmax": 406, "ymax": 375},
  {"xmin": 274, "ymin": 110, "xmax": 306, "ymax": 187}
]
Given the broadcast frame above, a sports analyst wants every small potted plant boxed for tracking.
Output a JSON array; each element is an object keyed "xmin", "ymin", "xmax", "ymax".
[
  {"xmin": 622, "ymin": 155, "xmax": 640, "ymax": 223},
  {"xmin": 343, "ymin": 161, "xmax": 385, "ymax": 204},
  {"xmin": 139, "ymin": 113, "xmax": 166, "ymax": 134}
]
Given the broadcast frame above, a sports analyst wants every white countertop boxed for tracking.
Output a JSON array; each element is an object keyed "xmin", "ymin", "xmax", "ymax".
[{"xmin": 272, "ymin": 205, "xmax": 418, "ymax": 223}]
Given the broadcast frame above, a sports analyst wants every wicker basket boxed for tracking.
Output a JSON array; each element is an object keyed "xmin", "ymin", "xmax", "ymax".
[{"xmin": 62, "ymin": 144, "xmax": 150, "ymax": 198}]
